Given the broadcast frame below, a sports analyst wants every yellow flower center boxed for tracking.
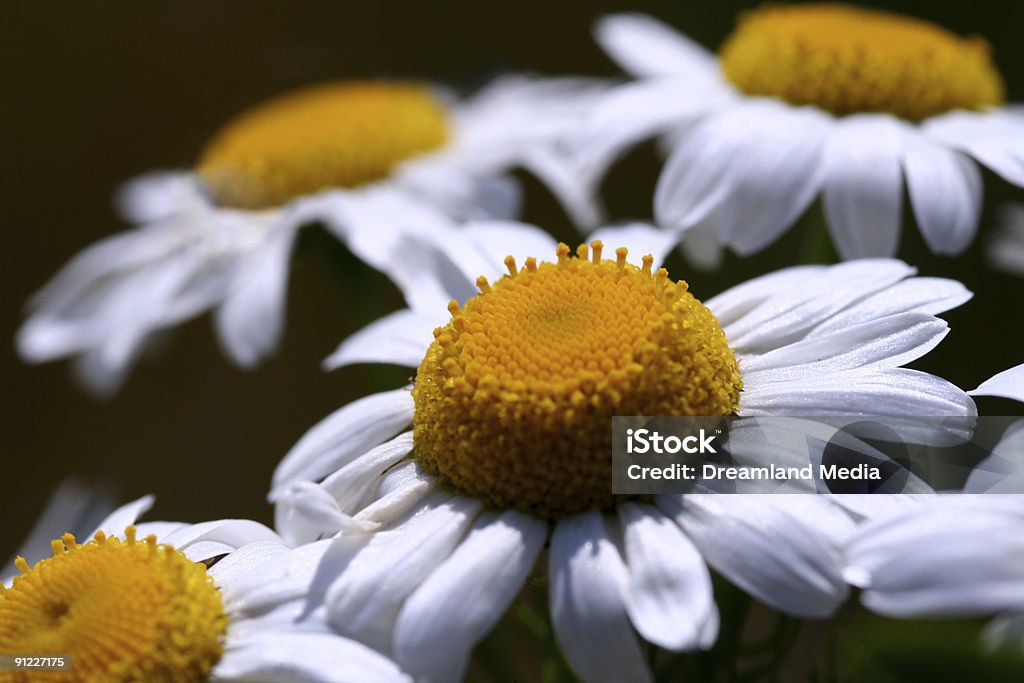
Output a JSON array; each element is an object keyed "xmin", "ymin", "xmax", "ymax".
[
  {"xmin": 0, "ymin": 527, "xmax": 228, "ymax": 683},
  {"xmin": 197, "ymin": 81, "xmax": 450, "ymax": 209},
  {"xmin": 719, "ymin": 3, "xmax": 1005, "ymax": 121},
  {"xmin": 412, "ymin": 243, "xmax": 742, "ymax": 518}
]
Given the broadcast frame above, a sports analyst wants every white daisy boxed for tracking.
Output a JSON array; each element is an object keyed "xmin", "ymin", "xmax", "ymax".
[
  {"xmin": 562, "ymin": 6, "xmax": 1024, "ymax": 265},
  {"xmin": 988, "ymin": 204, "xmax": 1024, "ymax": 277},
  {"xmin": 268, "ymin": 222, "xmax": 975, "ymax": 682},
  {"xmin": 17, "ymin": 76, "xmax": 602, "ymax": 393},
  {"xmin": 845, "ymin": 366, "xmax": 1024, "ymax": 650},
  {"xmin": 1, "ymin": 494, "xmax": 412, "ymax": 682}
]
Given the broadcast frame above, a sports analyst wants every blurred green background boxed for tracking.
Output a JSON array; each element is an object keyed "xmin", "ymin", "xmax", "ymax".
[{"xmin": 3, "ymin": 0, "xmax": 1023, "ymax": 563}]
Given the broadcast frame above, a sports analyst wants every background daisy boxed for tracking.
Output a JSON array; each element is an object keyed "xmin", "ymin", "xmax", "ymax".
[
  {"xmin": 17, "ymin": 76, "xmax": 602, "ymax": 393},
  {"xmin": 562, "ymin": 6, "xmax": 1024, "ymax": 265}
]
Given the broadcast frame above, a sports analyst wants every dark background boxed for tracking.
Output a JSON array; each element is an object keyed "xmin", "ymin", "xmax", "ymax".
[{"xmin": 4, "ymin": 0, "xmax": 1024, "ymax": 557}]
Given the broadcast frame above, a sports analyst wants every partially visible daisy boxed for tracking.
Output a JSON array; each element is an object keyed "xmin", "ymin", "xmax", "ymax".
[
  {"xmin": 845, "ymin": 496, "xmax": 1024, "ymax": 651},
  {"xmin": 17, "ymin": 76, "xmax": 602, "ymax": 393},
  {"xmin": 564, "ymin": 6, "xmax": 1024, "ymax": 265},
  {"xmin": 268, "ymin": 222, "xmax": 975, "ymax": 682},
  {"xmin": 1, "ymin": 495, "xmax": 412, "ymax": 682},
  {"xmin": 965, "ymin": 363, "xmax": 1024, "ymax": 493},
  {"xmin": 988, "ymin": 204, "xmax": 1024, "ymax": 277}
]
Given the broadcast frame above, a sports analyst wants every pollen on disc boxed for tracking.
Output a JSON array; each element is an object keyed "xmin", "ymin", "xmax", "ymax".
[
  {"xmin": 0, "ymin": 528, "xmax": 228, "ymax": 682},
  {"xmin": 196, "ymin": 81, "xmax": 450, "ymax": 209},
  {"xmin": 719, "ymin": 3, "xmax": 1005, "ymax": 121},
  {"xmin": 411, "ymin": 242, "xmax": 742, "ymax": 518}
]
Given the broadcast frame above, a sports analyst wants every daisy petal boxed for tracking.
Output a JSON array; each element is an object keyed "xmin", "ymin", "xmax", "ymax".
[
  {"xmin": 270, "ymin": 390, "xmax": 414, "ymax": 497},
  {"xmin": 923, "ymin": 110, "xmax": 1024, "ymax": 186},
  {"xmin": 618, "ymin": 503, "xmax": 717, "ymax": 651},
  {"xmin": 808, "ymin": 277, "xmax": 971, "ymax": 337},
  {"xmin": 323, "ymin": 309, "xmax": 439, "ymax": 370},
  {"xmin": 394, "ymin": 510, "xmax": 547, "ymax": 683},
  {"xmin": 970, "ymin": 363, "xmax": 1024, "ymax": 403},
  {"xmin": 661, "ymin": 496, "xmax": 848, "ymax": 618},
  {"xmin": 91, "ymin": 495, "xmax": 155, "ymax": 537},
  {"xmin": 740, "ymin": 312, "xmax": 949, "ymax": 383},
  {"xmin": 216, "ymin": 632, "xmax": 412, "ymax": 683},
  {"xmin": 595, "ymin": 13, "xmax": 716, "ymax": 79},
  {"xmin": 215, "ymin": 223, "xmax": 298, "ymax": 367},
  {"xmin": 656, "ymin": 101, "xmax": 830, "ymax": 256},
  {"xmin": 550, "ymin": 512, "xmax": 652, "ymax": 683},
  {"xmin": 903, "ymin": 131, "xmax": 982, "ymax": 255},
  {"xmin": 823, "ymin": 115, "xmax": 904, "ymax": 259},
  {"xmin": 325, "ymin": 496, "xmax": 482, "ymax": 652}
]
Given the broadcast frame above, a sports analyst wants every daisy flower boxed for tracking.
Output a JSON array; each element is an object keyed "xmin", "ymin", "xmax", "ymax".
[
  {"xmin": 1, "ymin": 495, "xmax": 412, "ymax": 682},
  {"xmin": 17, "ymin": 76, "xmax": 601, "ymax": 393},
  {"xmin": 269, "ymin": 222, "xmax": 975, "ymax": 682},
  {"xmin": 566, "ymin": 5, "xmax": 1024, "ymax": 265}
]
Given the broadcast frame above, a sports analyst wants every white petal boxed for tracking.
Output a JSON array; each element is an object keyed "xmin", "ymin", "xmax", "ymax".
[
  {"xmin": 661, "ymin": 496, "xmax": 848, "ymax": 618},
  {"xmin": 215, "ymin": 221, "xmax": 298, "ymax": 367},
  {"xmin": 323, "ymin": 309, "xmax": 438, "ymax": 370},
  {"xmin": 116, "ymin": 171, "xmax": 206, "ymax": 224},
  {"xmin": 274, "ymin": 482, "xmax": 379, "ymax": 547},
  {"xmin": 208, "ymin": 539, "xmax": 290, "ymax": 585},
  {"xmin": 655, "ymin": 101, "xmax": 830, "ymax": 256},
  {"xmin": 564, "ymin": 77, "xmax": 730, "ymax": 221},
  {"xmin": 326, "ymin": 496, "xmax": 482, "ymax": 652},
  {"xmin": 160, "ymin": 519, "xmax": 280, "ymax": 554},
  {"xmin": 722, "ymin": 260, "xmax": 914, "ymax": 351},
  {"xmin": 91, "ymin": 495, "xmax": 155, "ymax": 537},
  {"xmin": 740, "ymin": 312, "xmax": 949, "ymax": 384},
  {"xmin": 595, "ymin": 13, "xmax": 717, "ymax": 79},
  {"xmin": 705, "ymin": 266, "xmax": 824, "ymax": 328},
  {"xmin": 923, "ymin": 109, "xmax": 1024, "ymax": 186},
  {"xmin": 845, "ymin": 506, "xmax": 1024, "ymax": 617},
  {"xmin": 319, "ymin": 433, "xmax": 415, "ymax": 512},
  {"xmin": 394, "ymin": 510, "xmax": 547, "ymax": 683},
  {"xmin": 971, "ymin": 363, "xmax": 1024, "ymax": 403},
  {"xmin": 353, "ymin": 462, "xmax": 439, "ymax": 527},
  {"xmin": 808, "ymin": 277, "xmax": 971, "ymax": 337},
  {"xmin": 460, "ymin": 220, "xmax": 560, "ymax": 275},
  {"xmin": 216, "ymin": 632, "xmax": 412, "ymax": 683},
  {"xmin": 549, "ymin": 512, "xmax": 651, "ymax": 683},
  {"xmin": 270, "ymin": 390, "xmax": 414, "ymax": 497},
  {"xmin": 739, "ymin": 368, "xmax": 976, "ymax": 446},
  {"xmin": 822, "ymin": 115, "xmax": 904, "ymax": 259},
  {"xmin": 618, "ymin": 503, "xmax": 717, "ymax": 651},
  {"xmin": 519, "ymin": 147, "xmax": 606, "ymax": 230},
  {"xmin": 588, "ymin": 222, "xmax": 680, "ymax": 269},
  {"xmin": 677, "ymin": 216, "xmax": 726, "ymax": 271},
  {"xmin": 902, "ymin": 131, "xmax": 983, "ymax": 255}
]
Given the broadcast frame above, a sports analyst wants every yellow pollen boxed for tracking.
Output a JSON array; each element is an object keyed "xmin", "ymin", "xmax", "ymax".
[
  {"xmin": 412, "ymin": 242, "xmax": 742, "ymax": 517},
  {"xmin": 197, "ymin": 81, "xmax": 450, "ymax": 209},
  {"xmin": 719, "ymin": 3, "xmax": 1005, "ymax": 121},
  {"xmin": 0, "ymin": 527, "xmax": 228, "ymax": 682}
]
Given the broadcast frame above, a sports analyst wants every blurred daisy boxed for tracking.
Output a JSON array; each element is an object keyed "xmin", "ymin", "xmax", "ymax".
[
  {"xmin": 988, "ymin": 204, "xmax": 1024, "ymax": 277},
  {"xmin": 1, "ymin": 495, "xmax": 411, "ymax": 682},
  {"xmin": 269, "ymin": 222, "xmax": 975, "ymax": 683},
  {"xmin": 17, "ymin": 77, "xmax": 601, "ymax": 393},
  {"xmin": 568, "ymin": 5, "xmax": 1024, "ymax": 265}
]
